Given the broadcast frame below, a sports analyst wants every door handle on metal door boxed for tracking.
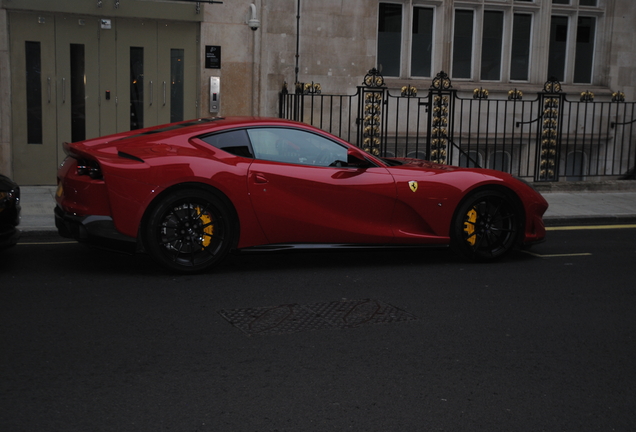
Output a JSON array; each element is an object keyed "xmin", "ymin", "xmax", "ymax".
[{"xmin": 253, "ymin": 173, "xmax": 268, "ymax": 184}]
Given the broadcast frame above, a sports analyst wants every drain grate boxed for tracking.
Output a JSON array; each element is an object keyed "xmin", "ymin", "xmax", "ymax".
[{"xmin": 218, "ymin": 299, "xmax": 418, "ymax": 335}]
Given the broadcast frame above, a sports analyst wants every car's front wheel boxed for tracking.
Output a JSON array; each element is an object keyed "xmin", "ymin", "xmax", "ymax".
[
  {"xmin": 143, "ymin": 189, "xmax": 234, "ymax": 273},
  {"xmin": 451, "ymin": 189, "xmax": 521, "ymax": 260}
]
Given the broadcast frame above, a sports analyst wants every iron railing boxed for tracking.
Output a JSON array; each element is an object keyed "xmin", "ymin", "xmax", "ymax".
[{"xmin": 279, "ymin": 70, "xmax": 636, "ymax": 182}]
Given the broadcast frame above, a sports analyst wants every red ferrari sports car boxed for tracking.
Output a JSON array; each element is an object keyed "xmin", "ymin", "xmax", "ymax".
[{"xmin": 55, "ymin": 117, "xmax": 547, "ymax": 272}]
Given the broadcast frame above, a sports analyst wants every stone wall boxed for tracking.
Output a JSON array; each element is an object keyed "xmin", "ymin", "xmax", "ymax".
[
  {"xmin": 608, "ymin": 0, "xmax": 636, "ymax": 100},
  {"xmin": 203, "ymin": 0, "xmax": 377, "ymax": 117}
]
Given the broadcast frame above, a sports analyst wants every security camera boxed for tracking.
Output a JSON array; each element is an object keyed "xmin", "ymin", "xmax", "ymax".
[
  {"xmin": 248, "ymin": 17, "xmax": 260, "ymax": 31},
  {"xmin": 247, "ymin": 3, "xmax": 260, "ymax": 31}
]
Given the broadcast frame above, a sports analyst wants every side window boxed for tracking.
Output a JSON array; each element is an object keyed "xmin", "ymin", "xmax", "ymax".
[
  {"xmin": 247, "ymin": 128, "xmax": 348, "ymax": 167},
  {"xmin": 198, "ymin": 129, "xmax": 253, "ymax": 158}
]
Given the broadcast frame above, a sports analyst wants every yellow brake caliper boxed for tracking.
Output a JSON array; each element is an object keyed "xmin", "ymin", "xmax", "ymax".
[
  {"xmin": 464, "ymin": 208, "xmax": 478, "ymax": 246},
  {"xmin": 196, "ymin": 207, "xmax": 214, "ymax": 248}
]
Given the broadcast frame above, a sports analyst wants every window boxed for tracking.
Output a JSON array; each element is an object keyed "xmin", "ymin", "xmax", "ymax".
[
  {"xmin": 459, "ymin": 151, "xmax": 483, "ymax": 168},
  {"xmin": 548, "ymin": 16, "xmax": 568, "ymax": 81},
  {"xmin": 511, "ymin": 13, "xmax": 532, "ymax": 81},
  {"xmin": 377, "ymin": 3, "xmax": 403, "ymax": 77},
  {"xmin": 247, "ymin": 128, "xmax": 348, "ymax": 167},
  {"xmin": 565, "ymin": 150, "xmax": 586, "ymax": 181},
  {"xmin": 377, "ymin": 2, "xmax": 436, "ymax": 79},
  {"xmin": 25, "ymin": 41, "xmax": 43, "ymax": 144},
  {"xmin": 548, "ymin": 14, "xmax": 597, "ymax": 83},
  {"xmin": 548, "ymin": 0, "xmax": 600, "ymax": 83},
  {"xmin": 199, "ymin": 129, "xmax": 253, "ymax": 158},
  {"xmin": 451, "ymin": 7, "xmax": 533, "ymax": 82},
  {"xmin": 376, "ymin": 0, "xmax": 605, "ymax": 85},
  {"xmin": 452, "ymin": 10, "xmax": 474, "ymax": 79},
  {"xmin": 480, "ymin": 11, "xmax": 504, "ymax": 81},
  {"xmin": 411, "ymin": 7, "xmax": 434, "ymax": 77},
  {"xmin": 573, "ymin": 16, "xmax": 595, "ymax": 83},
  {"xmin": 489, "ymin": 151, "xmax": 511, "ymax": 172},
  {"xmin": 70, "ymin": 44, "xmax": 86, "ymax": 143},
  {"xmin": 130, "ymin": 47, "xmax": 144, "ymax": 130},
  {"xmin": 170, "ymin": 49, "xmax": 185, "ymax": 123}
]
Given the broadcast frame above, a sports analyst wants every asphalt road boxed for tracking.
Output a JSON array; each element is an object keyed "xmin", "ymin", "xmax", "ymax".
[{"xmin": 2, "ymin": 226, "xmax": 635, "ymax": 431}]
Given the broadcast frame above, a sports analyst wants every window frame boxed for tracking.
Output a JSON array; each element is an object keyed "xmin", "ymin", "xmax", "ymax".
[
  {"xmin": 245, "ymin": 127, "xmax": 353, "ymax": 168},
  {"xmin": 451, "ymin": 4, "xmax": 539, "ymax": 83},
  {"xmin": 549, "ymin": 0, "xmax": 604, "ymax": 84},
  {"xmin": 376, "ymin": 0, "xmax": 606, "ymax": 86},
  {"xmin": 377, "ymin": 1, "xmax": 441, "ymax": 79},
  {"xmin": 410, "ymin": 5, "xmax": 437, "ymax": 78}
]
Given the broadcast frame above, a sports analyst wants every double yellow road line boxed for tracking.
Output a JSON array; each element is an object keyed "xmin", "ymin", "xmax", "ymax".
[
  {"xmin": 546, "ymin": 224, "xmax": 636, "ymax": 231},
  {"xmin": 527, "ymin": 223, "xmax": 636, "ymax": 258}
]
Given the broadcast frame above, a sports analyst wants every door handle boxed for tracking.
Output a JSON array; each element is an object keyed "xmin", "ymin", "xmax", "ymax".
[
  {"xmin": 163, "ymin": 81, "xmax": 166, "ymax": 106},
  {"xmin": 149, "ymin": 80, "xmax": 153, "ymax": 106},
  {"xmin": 253, "ymin": 173, "xmax": 268, "ymax": 184},
  {"xmin": 62, "ymin": 78, "xmax": 66, "ymax": 104}
]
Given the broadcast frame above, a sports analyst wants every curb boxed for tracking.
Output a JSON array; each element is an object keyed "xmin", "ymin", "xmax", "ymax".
[
  {"xmin": 544, "ymin": 215, "xmax": 636, "ymax": 227},
  {"xmin": 534, "ymin": 180, "xmax": 636, "ymax": 193}
]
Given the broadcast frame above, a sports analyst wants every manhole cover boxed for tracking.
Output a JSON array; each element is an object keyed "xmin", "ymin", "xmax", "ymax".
[{"xmin": 219, "ymin": 299, "xmax": 418, "ymax": 335}]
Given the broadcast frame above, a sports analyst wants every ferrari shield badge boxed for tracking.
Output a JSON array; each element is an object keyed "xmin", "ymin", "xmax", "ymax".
[{"xmin": 408, "ymin": 181, "xmax": 418, "ymax": 193}]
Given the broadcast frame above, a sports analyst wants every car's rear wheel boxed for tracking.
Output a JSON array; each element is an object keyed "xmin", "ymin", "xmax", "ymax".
[
  {"xmin": 144, "ymin": 189, "xmax": 234, "ymax": 273},
  {"xmin": 451, "ymin": 189, "xmax": 521, "ymax": 260}
]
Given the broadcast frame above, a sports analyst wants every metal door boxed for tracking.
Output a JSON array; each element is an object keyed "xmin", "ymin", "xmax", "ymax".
[
  {"xmin": 116, "ymin": 19, "xmax": 198, "ymax": 131},
  {"xmin": 116, "ymin": 19, "xmax": 159, "ymax": 132},
  {"xmin": 9, "ymin": 13, "xmax": 199, "ymax": 184},
  {"xmin": 55, "ymin": 16, "xmax": 101, "ymax": 164},
  {"xmin": 9, "ymin": 12, "xmax": 57, "ymax": 185},
  {"xmin": 157, "ymin": 21, "xmax": 198, "ymax": 124}
]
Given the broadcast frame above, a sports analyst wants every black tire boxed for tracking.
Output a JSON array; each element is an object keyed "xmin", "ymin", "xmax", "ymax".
[
  {"xmin": 451, "ymin": 189, "xmax": 521, "ymax": 261},
  {"xmin": 143, "ymin": 189, "xmax": 234, "ymax": 273}
]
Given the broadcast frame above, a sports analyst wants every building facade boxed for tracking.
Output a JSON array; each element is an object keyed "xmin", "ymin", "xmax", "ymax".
[{"xmin": 0, "ymin": 0, "xmax": 634, "ymax": 184}]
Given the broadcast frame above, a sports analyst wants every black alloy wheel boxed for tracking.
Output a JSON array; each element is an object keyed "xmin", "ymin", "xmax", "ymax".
[
  {"xmin": 451, "ymin": 189, "xmax": 521, "ymax": 260},
  {"xmin": 144, "ymin": 189, "xmax": 234, "ymax": 273}
]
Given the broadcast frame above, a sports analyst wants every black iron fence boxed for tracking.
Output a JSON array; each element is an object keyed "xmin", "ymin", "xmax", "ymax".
[{"xmin": 279, "ymin": 70, "xmax": 636, "ymax": 182}]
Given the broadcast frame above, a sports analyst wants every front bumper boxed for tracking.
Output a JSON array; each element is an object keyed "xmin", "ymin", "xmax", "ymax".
[{"xmin": 55, "ymin": 206, "xmax": 137, "ymax": 253}]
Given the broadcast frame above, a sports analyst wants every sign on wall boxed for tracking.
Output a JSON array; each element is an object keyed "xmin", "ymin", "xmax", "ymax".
[{"xmin": 205, "ymin": 45, "xmax": 221, "ymax": 69}]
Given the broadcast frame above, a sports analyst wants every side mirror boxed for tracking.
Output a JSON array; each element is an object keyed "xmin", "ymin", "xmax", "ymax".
[{"xmin": 347, "ymin": 150, "xmax": 371, "ymax": 168}]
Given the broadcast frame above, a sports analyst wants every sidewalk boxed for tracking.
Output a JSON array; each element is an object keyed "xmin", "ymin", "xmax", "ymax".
[{"xmin": 16, "ymin": 181, "xmax": 636, "ymax": 233}]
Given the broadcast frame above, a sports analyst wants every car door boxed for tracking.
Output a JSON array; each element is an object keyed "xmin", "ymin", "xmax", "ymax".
[{"xmin": 246, "ymin": 127, "xmax": 397, "ymax": 245}]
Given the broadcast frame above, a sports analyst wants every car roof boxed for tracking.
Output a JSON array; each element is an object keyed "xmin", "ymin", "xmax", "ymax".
[{"xmin": 107, "ymin": 116, "xmax": 330, "ymax": 144}]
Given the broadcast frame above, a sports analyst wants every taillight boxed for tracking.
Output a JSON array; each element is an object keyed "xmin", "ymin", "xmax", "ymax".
[
  {"xmin": 0, "ymin": 186, "xmax": 19, "ymax": 209},
  {"xmin": 76, "ymin": 159, "xmax": 103, "ymax": 179}
]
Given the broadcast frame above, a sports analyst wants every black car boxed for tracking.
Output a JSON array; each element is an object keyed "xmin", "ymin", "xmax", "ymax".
[{"xmin": 0, "ymin": 174, "xmax": 21, "ymax": 249}]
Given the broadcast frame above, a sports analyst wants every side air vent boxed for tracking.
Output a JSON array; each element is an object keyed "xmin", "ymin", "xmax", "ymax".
[{"xmin": 118, "ymin": 151, "xmax": 144, "ymax": 163}]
